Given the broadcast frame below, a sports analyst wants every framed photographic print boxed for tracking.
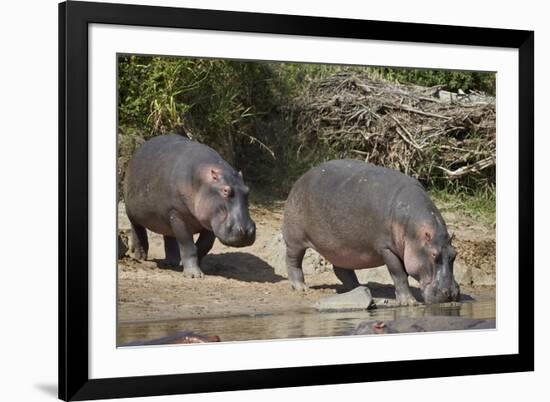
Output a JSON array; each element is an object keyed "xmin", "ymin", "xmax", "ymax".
[{"xmin": 59, "ymin": 1, "xmax": 534, "ymax": 400}]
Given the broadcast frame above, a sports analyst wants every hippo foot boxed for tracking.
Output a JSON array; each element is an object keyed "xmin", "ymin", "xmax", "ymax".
[
  {"xmin": 396, "ymin": 294, "xmax": 419, "ymax": 306},
  {"xmin": 183, "ymin": 266, "xmax": 204, "ymax": 278},
  {"xmin": 290, "ymin": 281, "xmax": 308, "ymax": 292},
  {"xmin": 157, "ymin": 259, "xmax": 181, "ymax": 269}
]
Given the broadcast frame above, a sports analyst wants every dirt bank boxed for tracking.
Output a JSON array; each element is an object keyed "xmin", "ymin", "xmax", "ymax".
[{"xmin": 117, "ymin": 201, "xmax": 495, "ymax": 322}]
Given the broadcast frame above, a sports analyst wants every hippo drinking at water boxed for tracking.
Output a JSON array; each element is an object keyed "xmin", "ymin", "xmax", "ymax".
[
  {"xmin": 282, "ymin": 159, "xmax": 459, "ymax": 305},
  {"xmin": 124, "ymin": 134, "xmax": 256, "ymax": 278}
]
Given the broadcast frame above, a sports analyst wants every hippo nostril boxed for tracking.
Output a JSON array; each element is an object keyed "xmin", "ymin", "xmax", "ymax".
[
  {"xmin": 246, "ymin": 224, "xmax": 256, "ymax": 237},
  {"xmin": 441, "ymin": 288, "xmax": 450, "ymax": 298}
]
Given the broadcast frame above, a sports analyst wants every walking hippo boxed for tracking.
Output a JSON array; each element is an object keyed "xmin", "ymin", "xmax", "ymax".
[
  {"xmin": 124, "ymin": 134, "xmax": 256, "ymax": 278},
  {"xmin": 282, "ymin": 159, "xmax": 459, "ymax": 305}
]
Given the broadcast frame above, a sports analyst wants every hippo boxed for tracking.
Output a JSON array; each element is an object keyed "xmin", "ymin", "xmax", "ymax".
[
  {"xmin": 123, "ymin": 134, "xmax": 256, "ymax": 278},
  {"xmin": 121, "ymin": 331, "xmax": 221, "ymax": 346},
  {"xmin": 282, "ymin": 159, "xmax": 459, "ymax": 305},
  {"xmin": 351, "ymin": 317, "xmax": 495, "ymax": 335}
]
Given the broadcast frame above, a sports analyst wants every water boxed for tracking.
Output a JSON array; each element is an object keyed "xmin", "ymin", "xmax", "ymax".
[{"xmin": 117, "ymin": 296, "xmax": 495, "ymax": 345}]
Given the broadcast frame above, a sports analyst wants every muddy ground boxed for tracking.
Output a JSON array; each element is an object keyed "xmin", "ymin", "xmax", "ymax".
[{"xmin": 117, "ymin": 201, "xmax": 495, "ymax": 323}]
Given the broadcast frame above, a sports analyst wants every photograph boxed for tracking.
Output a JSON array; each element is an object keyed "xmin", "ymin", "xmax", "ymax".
[
  {"xmin": 55, "ymin": 1, "xmax": 535, "ymax": 400},
  {"xmin": 115, "ymin": 55, "xmax": 497, "ymax": 346}
]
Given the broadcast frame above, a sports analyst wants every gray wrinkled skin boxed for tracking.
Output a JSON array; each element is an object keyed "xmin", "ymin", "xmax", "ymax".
[
  {"xmin": 282, "ymin": 159, "xmax": 459, "ymax": 305},
  {"xmin": 124, "ymin": 135, "xmax": 256, "ymax": 278}
]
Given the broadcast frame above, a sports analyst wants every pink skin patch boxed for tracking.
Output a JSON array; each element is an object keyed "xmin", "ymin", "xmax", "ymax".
[
  {"xmin": 219, "ymin": 209, "xmax": 228, "ymax": 224},
  {"xmin": 193, "ymin": 191, "xmax": 216, "ymax": 231},
  {"xmin": 390, "ymin": 221, "xmax": 406, "ymax": 254},
  {"xmin": 403, "ymin": 222, "xmax": 439, "ymax": 288},
  {"xmin": 416, "ymin": 222, "xmax": 436, "ymax": 244},
  {"xmin": 403, "ymin": 244, "xmax": 430, "ymax": 285},
  {"xmin": 194, "ymin": 165, "xmax": 231, "ymax": 230},
  {"xmin": 199, "ymin": 165, "xmax": 223, "ymax": 183}
]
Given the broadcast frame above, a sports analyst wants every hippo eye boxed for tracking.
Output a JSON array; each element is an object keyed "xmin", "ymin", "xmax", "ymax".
[{"xmin": 220, "ymin": 186, "xmax": 233, "ymax": 198}]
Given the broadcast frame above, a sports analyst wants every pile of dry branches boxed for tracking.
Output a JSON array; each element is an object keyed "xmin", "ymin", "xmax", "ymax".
[{"xmin": 294, "ymin": 72, "xmax": 496, "ymax": 190}]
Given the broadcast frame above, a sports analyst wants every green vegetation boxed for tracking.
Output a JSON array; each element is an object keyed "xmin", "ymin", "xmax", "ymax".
[
  {"xmin": 118, "ymin": 55, "xmax": 496, "ymax": 217},
  {"xmin": 430, "ymin": 188, "xmax": 496, "ymax": 226},
  {"xmin": 367, "ymin": 67, "xmax": 495, "ymax": 95},
  {"xmin": 119, "ymin": 56, "xmax": 279, "ymax": 163}
]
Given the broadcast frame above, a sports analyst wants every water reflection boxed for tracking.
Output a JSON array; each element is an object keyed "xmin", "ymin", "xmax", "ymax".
[{"xmin": 117, "ymin": 298, "xmax": 495, "ymax": 346}]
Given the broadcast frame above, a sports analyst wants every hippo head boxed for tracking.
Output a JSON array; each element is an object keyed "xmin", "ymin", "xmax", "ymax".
[
  {"xmin": 404, "ymin": 221, "xmax": 460, "ymax": 304},
  {"xmin": 195, "ymin": 165, "xmax": 256, "ymax": 247}
]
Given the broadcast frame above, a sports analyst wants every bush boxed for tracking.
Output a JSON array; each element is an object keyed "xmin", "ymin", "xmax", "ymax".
[
  {"xmin": 292, "ymin": 72, "xmax": 496, "ymax": 194},
  {"xmin": 118, "ymin": 56, "xmax": 496, "ymax": 199},
  {"xmin": 118, "ymin": 56, "xmax": 286, "ymax": 191},
  {"xmin": 366, "ymin": 67, "xmax": 495, "ymax": 95}
]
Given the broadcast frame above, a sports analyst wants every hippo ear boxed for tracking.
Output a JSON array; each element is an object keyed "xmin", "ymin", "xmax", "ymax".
[{"xmin": 210, "ymin": 168, "xmax": 220, "ymax": 182}]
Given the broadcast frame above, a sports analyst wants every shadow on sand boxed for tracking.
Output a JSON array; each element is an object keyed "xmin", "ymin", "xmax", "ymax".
[
  {"xmin": 153, "ymin": 252, "xmax": 285, "ymax": 284},
  {"xmin": 310, "ymin": 281, "xmax": 474, "ymax": 303}
]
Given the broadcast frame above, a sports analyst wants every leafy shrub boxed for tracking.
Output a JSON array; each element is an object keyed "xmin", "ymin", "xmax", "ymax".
[
  {"xmin": 118, "ymin": 56, "xmax": 496, "ymax": 199},
  {"xmin": 367, "ymin": 67, "xmax": 495, "ymax": 95}
]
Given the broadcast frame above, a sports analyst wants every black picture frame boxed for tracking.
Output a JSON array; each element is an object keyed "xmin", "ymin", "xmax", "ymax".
[{"xmin": 59, "ymin": 1, "xmax": 534, "ymax": 400}]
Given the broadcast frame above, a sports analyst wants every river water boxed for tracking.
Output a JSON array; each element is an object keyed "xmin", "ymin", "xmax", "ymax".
[{"xmin": 117, "ymin": 294, "xmax": 495, "ymax": 345}]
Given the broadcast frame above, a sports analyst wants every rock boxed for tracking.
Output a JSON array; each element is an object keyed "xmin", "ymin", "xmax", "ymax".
[
  {"xmin": 453, "ymin": 261, "xmax": 495, "ymax": 287},
  {"xmin": 452, "ymin": 261, "xmax": 473, "ymax": 286},
  {"xmin": 357, "ymin": 267, "xmax": 394, "ymax": 285},
  {"xmin": 351, "ymin": 316, "xmax": 495, "ymax": 335},
  {"xmin": 452, "ymin": 239, "xmax": 496, "ymax": 286},
  {"xmin": 315, "ymin": 286, "xmax": 374, "ymax": 311}
]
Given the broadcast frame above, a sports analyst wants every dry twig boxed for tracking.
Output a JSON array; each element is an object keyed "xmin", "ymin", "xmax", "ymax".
[{"xmin": 293, "ymin": 71, "xmax": 496, "ymax": 189}]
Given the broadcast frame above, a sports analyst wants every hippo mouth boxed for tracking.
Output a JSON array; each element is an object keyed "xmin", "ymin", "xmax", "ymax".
[
  {"xmin": 421, "ymin": 281, "xmax": 460, "ymax": 304},
  {"xmin": 218, "ymin": 233, "xmax": 255, "ymax": 247},
  {"xmin": 215, "ymin": 222, "xmax": 256, "ymax": 247},
  {"xmin": 219, "ymin": 237, "xmax": 256, "ymax": 247}
]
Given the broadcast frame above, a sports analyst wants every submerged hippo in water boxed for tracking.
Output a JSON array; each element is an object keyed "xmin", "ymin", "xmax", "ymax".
[
  {"xmin": 283, "ymin": 159, "xmax": 459, "ymax": 305},
  {"xmin": 124, "ymin": 134, "xmax": 256, "ymax": 278},
  {"xmin": 121, "ymin": 331, "xmax": 221, "ymax": 346},
  {"xmin": 351, "ymin": 317, "xmax": 495, "ymax": 335}
]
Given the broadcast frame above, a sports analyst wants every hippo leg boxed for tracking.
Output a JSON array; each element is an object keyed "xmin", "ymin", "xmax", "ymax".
[
  {"xmin": 196, "ymin": 230, "xmax": 216, "ymax": 262},
  {"xmin": 168, "ymin": 212, "xmax": 204, "ymax": 278},
  {"xmin": 159, "ymin": 235, "xmax": 181, "ymax": 267},
  {"xmin": 381, "ymin": 249, "xmax": 418, "ymax": 306},
  {"xmin": 128, "ymin": 222, "xmax": 148, "ymax": 260},
  {"xmin": 333, "ymin": 266, "xmax": 360, "ymax": 290},
  {"xmin": 285, "ymin": 246, "xmax": 307, "ymax": 291}
]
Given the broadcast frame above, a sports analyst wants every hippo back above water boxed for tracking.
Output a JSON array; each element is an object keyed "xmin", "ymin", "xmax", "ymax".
[
  {"xmin": 283, "ymin": 159, "xmax": 459, "ymax": 305},
  {"xmin": 124, "ymin": 134, "xmax": 256, "ymax": 278}
]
